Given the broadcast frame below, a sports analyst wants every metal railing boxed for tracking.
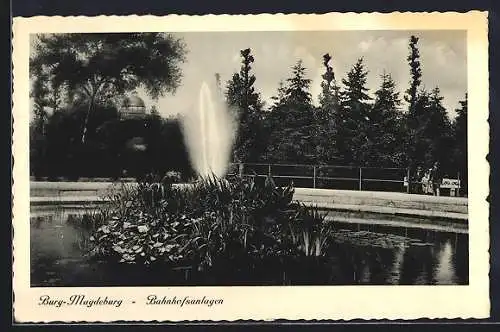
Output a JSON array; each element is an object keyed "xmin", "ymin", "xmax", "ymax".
[{"xmin": 226, "ymin": 162, "xmax": 462, "ymax": 195}]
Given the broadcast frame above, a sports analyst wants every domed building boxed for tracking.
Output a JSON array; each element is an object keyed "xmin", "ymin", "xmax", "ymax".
[{"xmin": 119, "ymin": 94, "xmax": 147, "ymax": 120}]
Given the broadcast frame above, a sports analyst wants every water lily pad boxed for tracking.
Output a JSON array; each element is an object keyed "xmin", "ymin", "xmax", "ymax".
[
  {"xmin": 113, "ymin": 245, "xmax": 124, "ymax": 253},
  {"xmin": 137, "ymin": 225, "xmax": 149, "ymax": 233},
  {"xmin": 410, "ymin": 242, "xmax": 433, "ymax": 247}
]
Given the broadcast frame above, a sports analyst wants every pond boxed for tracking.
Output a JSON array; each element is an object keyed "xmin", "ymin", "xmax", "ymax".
[{"xmin": 30, "ymin": 208, "xmax": 469, "ymax": 286}]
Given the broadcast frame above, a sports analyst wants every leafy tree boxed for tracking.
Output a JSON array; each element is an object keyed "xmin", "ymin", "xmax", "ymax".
[
  {"xmin": 42, "ymin": 104, "xmax": 120, "ymax": 179},
  {"xmin": 30, "ymin": 33, "xmax": 187, "ymax": 143},
  {"xmin": 338, "ymin": 58, "xmax": 372, "ymax": 165},
  {"xmin": 33, "ymin": 102, "xmax": 193, "ymax": 180},
  {"xmin": 225, "ymin": 48, "xmax": 265, "ymax": 162},
  {"xmin": 150, "ymin": 105, "xmax": 160, "ymax": 118},
  {"xmin": 30, "ymin": 66, "xmax": 50, "ymax": 177}
]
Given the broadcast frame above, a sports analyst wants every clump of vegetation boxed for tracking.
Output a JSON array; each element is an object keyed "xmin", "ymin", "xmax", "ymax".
[{"xmin": 87, "ymin": 175, "xmax": 333, "ymax": 276}]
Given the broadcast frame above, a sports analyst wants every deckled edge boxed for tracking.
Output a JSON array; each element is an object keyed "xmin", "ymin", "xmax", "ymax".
[{"xmin": 11, "ymin": 11, "xmax": 489, "ymax": 19}]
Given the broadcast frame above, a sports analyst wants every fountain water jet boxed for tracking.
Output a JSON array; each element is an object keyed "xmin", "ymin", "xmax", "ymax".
[{"xmin": 181, "ymin": 81, "xmax": 237, "ymax": 179}]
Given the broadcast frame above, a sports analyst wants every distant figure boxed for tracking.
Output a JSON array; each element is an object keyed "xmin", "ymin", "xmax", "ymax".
[
  {"xmin": 413, "ymin": 166, "xmax": 424, "ymax": 194},
  {"xmin": 421, "ymin": 168, "xmax": 432, "ymax": 195},
  {"xmin": 430, "ymin": 161, "xmax": 443, "ymax": 196},
  {"xmin": 238, "ymin": 163, "xmax": 244, "ymax": 178}
]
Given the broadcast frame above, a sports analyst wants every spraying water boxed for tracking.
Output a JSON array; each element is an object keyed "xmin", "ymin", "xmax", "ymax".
[{"xmin": 181, "ymin": 81, "xmax": 237, "ymax": 178}]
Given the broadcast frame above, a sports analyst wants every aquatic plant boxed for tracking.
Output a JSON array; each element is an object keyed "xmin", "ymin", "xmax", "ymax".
[
  {"xmin": 87, "ymin": 174, "xmax": 330, "ymax": 274},
  {"xmin": 288, "ymin": 204, "xmax": 334, "ymax": 257}
]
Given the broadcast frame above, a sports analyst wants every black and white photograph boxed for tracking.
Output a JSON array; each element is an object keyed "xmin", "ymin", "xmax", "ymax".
[{"xmin": 13, "ymin": 12, "xmax": 489, "ymax": 321}]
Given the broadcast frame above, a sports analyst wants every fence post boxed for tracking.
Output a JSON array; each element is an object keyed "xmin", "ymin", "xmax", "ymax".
[
  {"xmin": 268, "ymin": 164, "xmax": 272, "ymax": 178},
  {"xmin": 313, "ymin": 166, "xmax": 316, "ymax": 188},
  {"xmin": 406, "ymin": 167, "xmax": 411, "ymax": 194},
  {"xmin": 358, "ymin": 167, "xmax": 362, "ymax": 191}
]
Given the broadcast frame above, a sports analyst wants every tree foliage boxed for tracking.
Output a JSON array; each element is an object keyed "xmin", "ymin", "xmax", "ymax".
[
  {"xmin": 316, "ymin": 53, "xmax": 340, "ymax": 164},
  {"xmin": 265, "ymin": 60, "xmax": 317, "ymax": 163},
  {"xmin": 30, "ymin": 104, "xmax": 193, "ymax": 180},
  {"xmin": 368, "ymin": 72, "xmax": 405, "ymax": 166},
  {"xmin": 338, "ymin": 58, "xmax": 372, "ymax": 165},
  {"xmin": 406, "ymin": 87, "xmax": 453, "ymax": 172},
  {"xmin": 452, "ymin": 94, "xmax": 468, "ymax": 192},
  {"xmin": 225, "ymin": 48, "xmax": 265, "ymax": 163},
  {"xmin": 404, "ymin": 35, "xmax": 422, "ymax": 110},
  {"xmin": 285, "ymin": 60, "xmax": 313, "ymax": 106},
  {"xmin": 30, "ymin": 33, "xmax": 187, "ymax": 143},
  {"xmin": 30, "ymin": 33, "xmax": 467, "ymax": 191}
]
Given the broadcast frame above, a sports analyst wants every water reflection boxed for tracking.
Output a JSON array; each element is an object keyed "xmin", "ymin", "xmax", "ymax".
[
  {"xmin": 433, "ymin": 240, "xmax": 457, "ymax": 284},
  {"xmin": 30, "ymin": 209, "xmax": 469, "ymax": 286},
  {"xmin": 389, "ymin": 244, "xmax": 406, "ymax": 284}
]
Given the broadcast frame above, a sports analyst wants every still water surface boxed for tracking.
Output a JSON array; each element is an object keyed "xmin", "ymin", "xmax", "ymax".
[{"xmin": 30, "ymin": 208, "xmax": 469, "ymax": 286}]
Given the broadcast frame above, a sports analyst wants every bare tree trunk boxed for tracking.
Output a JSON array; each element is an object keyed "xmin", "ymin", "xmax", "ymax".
[{"xmin": 81, "ymin": 91, "xmax": 97, "ymax": 144}]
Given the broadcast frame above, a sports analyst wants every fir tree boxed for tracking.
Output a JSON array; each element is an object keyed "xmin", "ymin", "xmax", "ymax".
[
  {"xmin": 285, "ymin": 60, "xmax": 312, "ymax": 106},
  {"xmin": 265, "ymin": 60, "xmax": 317, "ymax": 163},
  {"xmin": 368, "ymin": 72, "xmax": 405, "ymax": 166},
  {"xmin": 270, "ymin": 80, "xmax": 287, "ymax": 108},
  {"xmin": 318, "ymin": 53, "xmax": 339, "ymax": 110},
  {"xmin": 339, "ymin": 57, "xmax": 372, "ymax": 165},
  {"xmin": 225, "ymin": 48, "xmax": 265, "ymax": 162},
  {"xmin": 317, "ymin": 53, "xmax": 340, "ymax": 164},
  {"xmin": 452, "ymin": 94, "xmax": 468, "ymax": 193},
  {"xmin": 406, "ymin": 87, "xmax": 453, "ymax": 171},
  {"xmin": 404, "ymin": 35, "xmax": 422, "ymax": 112},
  {"xmin": 427, "ymin": 87, "xmax": 454, "ymax": 170},
  {"xmin": 404, "ymin": 35, "xmax": 424, "ymax": 169}
]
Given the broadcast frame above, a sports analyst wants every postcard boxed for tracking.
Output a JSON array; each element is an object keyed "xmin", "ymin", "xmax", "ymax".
[{"xmin": 12, "ymin": 11, "xmax": 489, "ymax": 322}]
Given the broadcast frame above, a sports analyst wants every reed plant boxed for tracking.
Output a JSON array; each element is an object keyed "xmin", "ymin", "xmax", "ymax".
[{"xmin": 87, "ymin": 173, "xmax": 332, "ymax": 276}]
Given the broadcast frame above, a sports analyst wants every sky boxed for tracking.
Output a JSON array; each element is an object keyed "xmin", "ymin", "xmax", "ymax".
[
  {"xmin": 136, "ymin": 30, "xmax": 466, "ymax": 118},
  {"xmin": 29, "ymin": 30, "xmax": 467, "ymax": 119}
]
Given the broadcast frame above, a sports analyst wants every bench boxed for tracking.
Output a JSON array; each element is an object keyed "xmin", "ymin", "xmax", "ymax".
[{"xmin": 403, "ymin": 177, "xmax": 461, "ymax": 196}]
